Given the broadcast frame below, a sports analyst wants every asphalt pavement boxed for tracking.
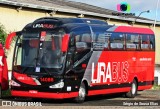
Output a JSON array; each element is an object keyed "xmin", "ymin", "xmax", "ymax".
[{"xmin": 0, "ymin": 90, "xmax": 160, "ymax": 107}]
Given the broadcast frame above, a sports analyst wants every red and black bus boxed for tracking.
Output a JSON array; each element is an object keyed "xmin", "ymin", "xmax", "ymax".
[{"xmin": 5, "ymin": 17, "xmax": 155, "ymax": 102}]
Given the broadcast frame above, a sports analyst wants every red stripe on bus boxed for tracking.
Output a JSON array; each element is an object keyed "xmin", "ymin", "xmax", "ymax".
[
  {"xmin": 88, "ymin": 87, "xmax": 130, "ymax": 96},
  {"xmin": 5, "ymin": 32, "xmax": 17, "ymax": 49},
  {"xmin": 138, "ymin": 85, "xmax": 153, "ymax": 91},
  {"xmin": 114, "ymin": 26, "xmax": 154, "ymax": 34},
  {"xmin": 13, "ymin": 72, "xmax": 37, "ymax": 85},
  {"xmin": 11, "ymin": 90, "xmax": 78, "ymax": 99}
]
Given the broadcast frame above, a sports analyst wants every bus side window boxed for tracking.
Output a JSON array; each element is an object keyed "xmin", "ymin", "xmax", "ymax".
[
  {"xmin": 150, "ymin": 35, "xmax": 155, "ymax": 51},
  {"xmin": 74, "ymin": 32, "xmax": 91, "ymax": 62},
  {"xmin": 75, "ymin": 33, "xmax": 91, "ymax": 52},
  {"xmin": 75, "ymin": 35, "xmax": 80, "ymax": 42},
  {"xmin": 141, "ymin": 35, "xmax": 150, "ymax": 50},
  {"xmin": 92, "ymin": 25, "xmax": 111, "ymax": 51},
  {"xmin": 69, "ymin": 36, "xmax": 75, "ymax": 47},
  {"xmin": 93, "ymin": 32, "xmax": 110, "ymax": 51},
  {"xmin": 126, "ymin": 34, "xmax": 139, "ymax": 51},
  {"xmin": 81, "ymin": 33, "xmax": 91, "ymax": 43},
  {"xmin": 110, "ymin": 33, "xmax": 124, "ymax": 50}
]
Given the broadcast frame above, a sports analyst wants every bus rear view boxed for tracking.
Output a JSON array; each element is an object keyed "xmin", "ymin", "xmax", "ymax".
[{"xmin": 5, "ymin": 17, "xmax": 155, "ymax": 103}]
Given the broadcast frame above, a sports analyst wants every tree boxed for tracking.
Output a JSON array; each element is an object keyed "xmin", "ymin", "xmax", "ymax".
[{"xmin": 0, "ymin": 23, "xmax": 7, "ymax": 45}]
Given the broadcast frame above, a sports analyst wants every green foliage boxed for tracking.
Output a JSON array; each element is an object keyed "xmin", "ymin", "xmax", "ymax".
[
  {"xmin": 152, "ymin": 85, "xmax": 160, "ymax": 90},
  {"xmin": 0, "ymin": 23, "xmax": 7, "ymax": 45},
  {"xmin": 2, "ymin": 88, "xmax": 11, "ymax": 97}
]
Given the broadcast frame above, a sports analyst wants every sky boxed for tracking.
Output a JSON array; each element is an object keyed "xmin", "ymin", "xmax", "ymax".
[{"xmin": 69, "ymin": 0, "xmax": 160, "ymax": 21}]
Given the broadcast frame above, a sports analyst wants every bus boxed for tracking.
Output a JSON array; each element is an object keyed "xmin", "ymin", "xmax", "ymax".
[{"xmin": 5, "ymin": 17, "xmax": 155, "ymax": 102}]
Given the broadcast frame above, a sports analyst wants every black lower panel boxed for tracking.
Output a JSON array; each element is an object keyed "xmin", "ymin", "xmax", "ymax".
[{"xmin": 88, "ymin": 81, "xmax": 154, "ymax": 90}]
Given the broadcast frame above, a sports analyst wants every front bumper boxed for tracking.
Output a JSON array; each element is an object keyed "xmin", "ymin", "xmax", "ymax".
[{"xmin": 11, "ymin": 90, "xmax": 78, "ymax": 99}]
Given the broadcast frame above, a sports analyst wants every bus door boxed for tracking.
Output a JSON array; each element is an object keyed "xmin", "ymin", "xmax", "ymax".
[{"xmin": 65, "ymin": 26, "xmax": 92, "ymax": 90}]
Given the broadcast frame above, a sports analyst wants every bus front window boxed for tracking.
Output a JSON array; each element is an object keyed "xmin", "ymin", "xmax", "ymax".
[
  {"xmin": 13, "ymin": 31, "xmax": 66, "ymax": 74},
  {"xmin": 39, "ymin": 33, "xmax": 63, "ymax": 68},
  {"xmin": 23, "ymin": 33, "xmax": 39, "ymax": 67}
]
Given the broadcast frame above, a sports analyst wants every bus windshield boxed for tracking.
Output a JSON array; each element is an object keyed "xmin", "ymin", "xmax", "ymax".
[{"xmin": 13, "ymin": 30, "xmax": 66, "ymax": 74}]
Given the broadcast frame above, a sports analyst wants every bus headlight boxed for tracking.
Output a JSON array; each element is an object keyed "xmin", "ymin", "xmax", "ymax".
[
  {"xmin": 49, "ymin": 81, "xmax": 64, "ymax": 88},
  {"xmin": 11, "ymin": 80, "xmax": 21, "ymax": 87}
]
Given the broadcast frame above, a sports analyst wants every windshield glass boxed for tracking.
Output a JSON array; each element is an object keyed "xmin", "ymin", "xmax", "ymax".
[
  {"xmin": 38, "ymin": 32, "xmax": 63, "ymax": 68},
  {"xmin": 22, "ymin": 33, "xmax": 39, "ymax": 67},
  {"xmin": 13, "ymin": 30, "xmax": 66, "ymax": 74}
]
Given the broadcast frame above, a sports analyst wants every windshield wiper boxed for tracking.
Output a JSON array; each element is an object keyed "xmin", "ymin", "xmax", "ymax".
[{"xmin": 43, "ymin": 68, "xmax": 52, "ymax": 76}]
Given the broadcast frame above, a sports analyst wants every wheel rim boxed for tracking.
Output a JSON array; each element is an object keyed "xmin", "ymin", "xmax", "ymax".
[
  {"xmin": 131, "ymin": 82, "xmax": 136, "ymax": 95},
  {"xmin": 79, "ymin": 86, "xmax": 86, "ymax": 99}
]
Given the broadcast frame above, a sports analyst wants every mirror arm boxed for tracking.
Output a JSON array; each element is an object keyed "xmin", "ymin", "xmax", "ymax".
[{"xmin": 5, "ymin": 31, "xmax": 21, "ymax": 49}]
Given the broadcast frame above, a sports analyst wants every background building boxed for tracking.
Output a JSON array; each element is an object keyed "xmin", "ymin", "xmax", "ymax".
[{"xmin": 0, "ymin": 0, "xmax": 160, "ymax": 70}]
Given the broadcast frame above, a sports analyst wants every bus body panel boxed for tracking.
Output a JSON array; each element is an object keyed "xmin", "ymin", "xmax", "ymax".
[
  {"xmin": 83, "ymin": 51, "xmax": 154, "ymax": 96},
  {"xmin": 7, "ymin": 17, "xmax": 155, "ymax": 100}
]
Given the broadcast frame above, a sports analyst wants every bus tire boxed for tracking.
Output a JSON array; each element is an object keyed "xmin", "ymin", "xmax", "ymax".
[
  {"xmin": 75, "ymin": 82, "xmax": 86, "ymax": 103},
  {"xmin": 125, "ymin": 79, "xmax": 138, "ymax": 98}
]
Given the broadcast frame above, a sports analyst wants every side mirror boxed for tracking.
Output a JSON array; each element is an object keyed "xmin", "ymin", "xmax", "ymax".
[
  {"xmin": 5, "ymin": 32, "xmax": 21, "ymax": 49},
  {"xmin": 76, "ymin": 42, "xmax": 88, "ymax": 52},
  {"xmin": 61, "ymin": 34, "xmax": 69, "ymax": 52}
]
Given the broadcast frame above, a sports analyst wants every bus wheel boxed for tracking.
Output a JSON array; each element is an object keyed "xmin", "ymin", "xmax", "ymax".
[
  {"xmin": 125, "ymin": 79, "xmax": 138, "ymax": 98},
  {"xmin": 75, "ymin": 82, "xmax": 86, "ymax": 103}
]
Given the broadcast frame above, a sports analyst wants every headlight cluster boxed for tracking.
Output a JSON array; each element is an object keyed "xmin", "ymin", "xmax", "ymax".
[
  {"xmin": 10, "ymin": 80, "xmax": 21, "ymax": 87},
  {"xmin": 49, "ymin": 80, "xmax": 64, "ymax": 88}
]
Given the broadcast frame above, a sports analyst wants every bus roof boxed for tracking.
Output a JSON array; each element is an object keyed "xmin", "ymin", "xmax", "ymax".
[
  {"xmin": 22, "ymin": 17, "xmax": 154, "ymax": 35},
  {"xmin": 33, "ymin": 17, "xmax": 108, "ymax": 25},
  {"xmin": 22, "ymin": 17, "xmax": 108, "ymax": 32},
  {"xmin": 114, "ymin": 26, "xmax": 154, "ymax": 35}
]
